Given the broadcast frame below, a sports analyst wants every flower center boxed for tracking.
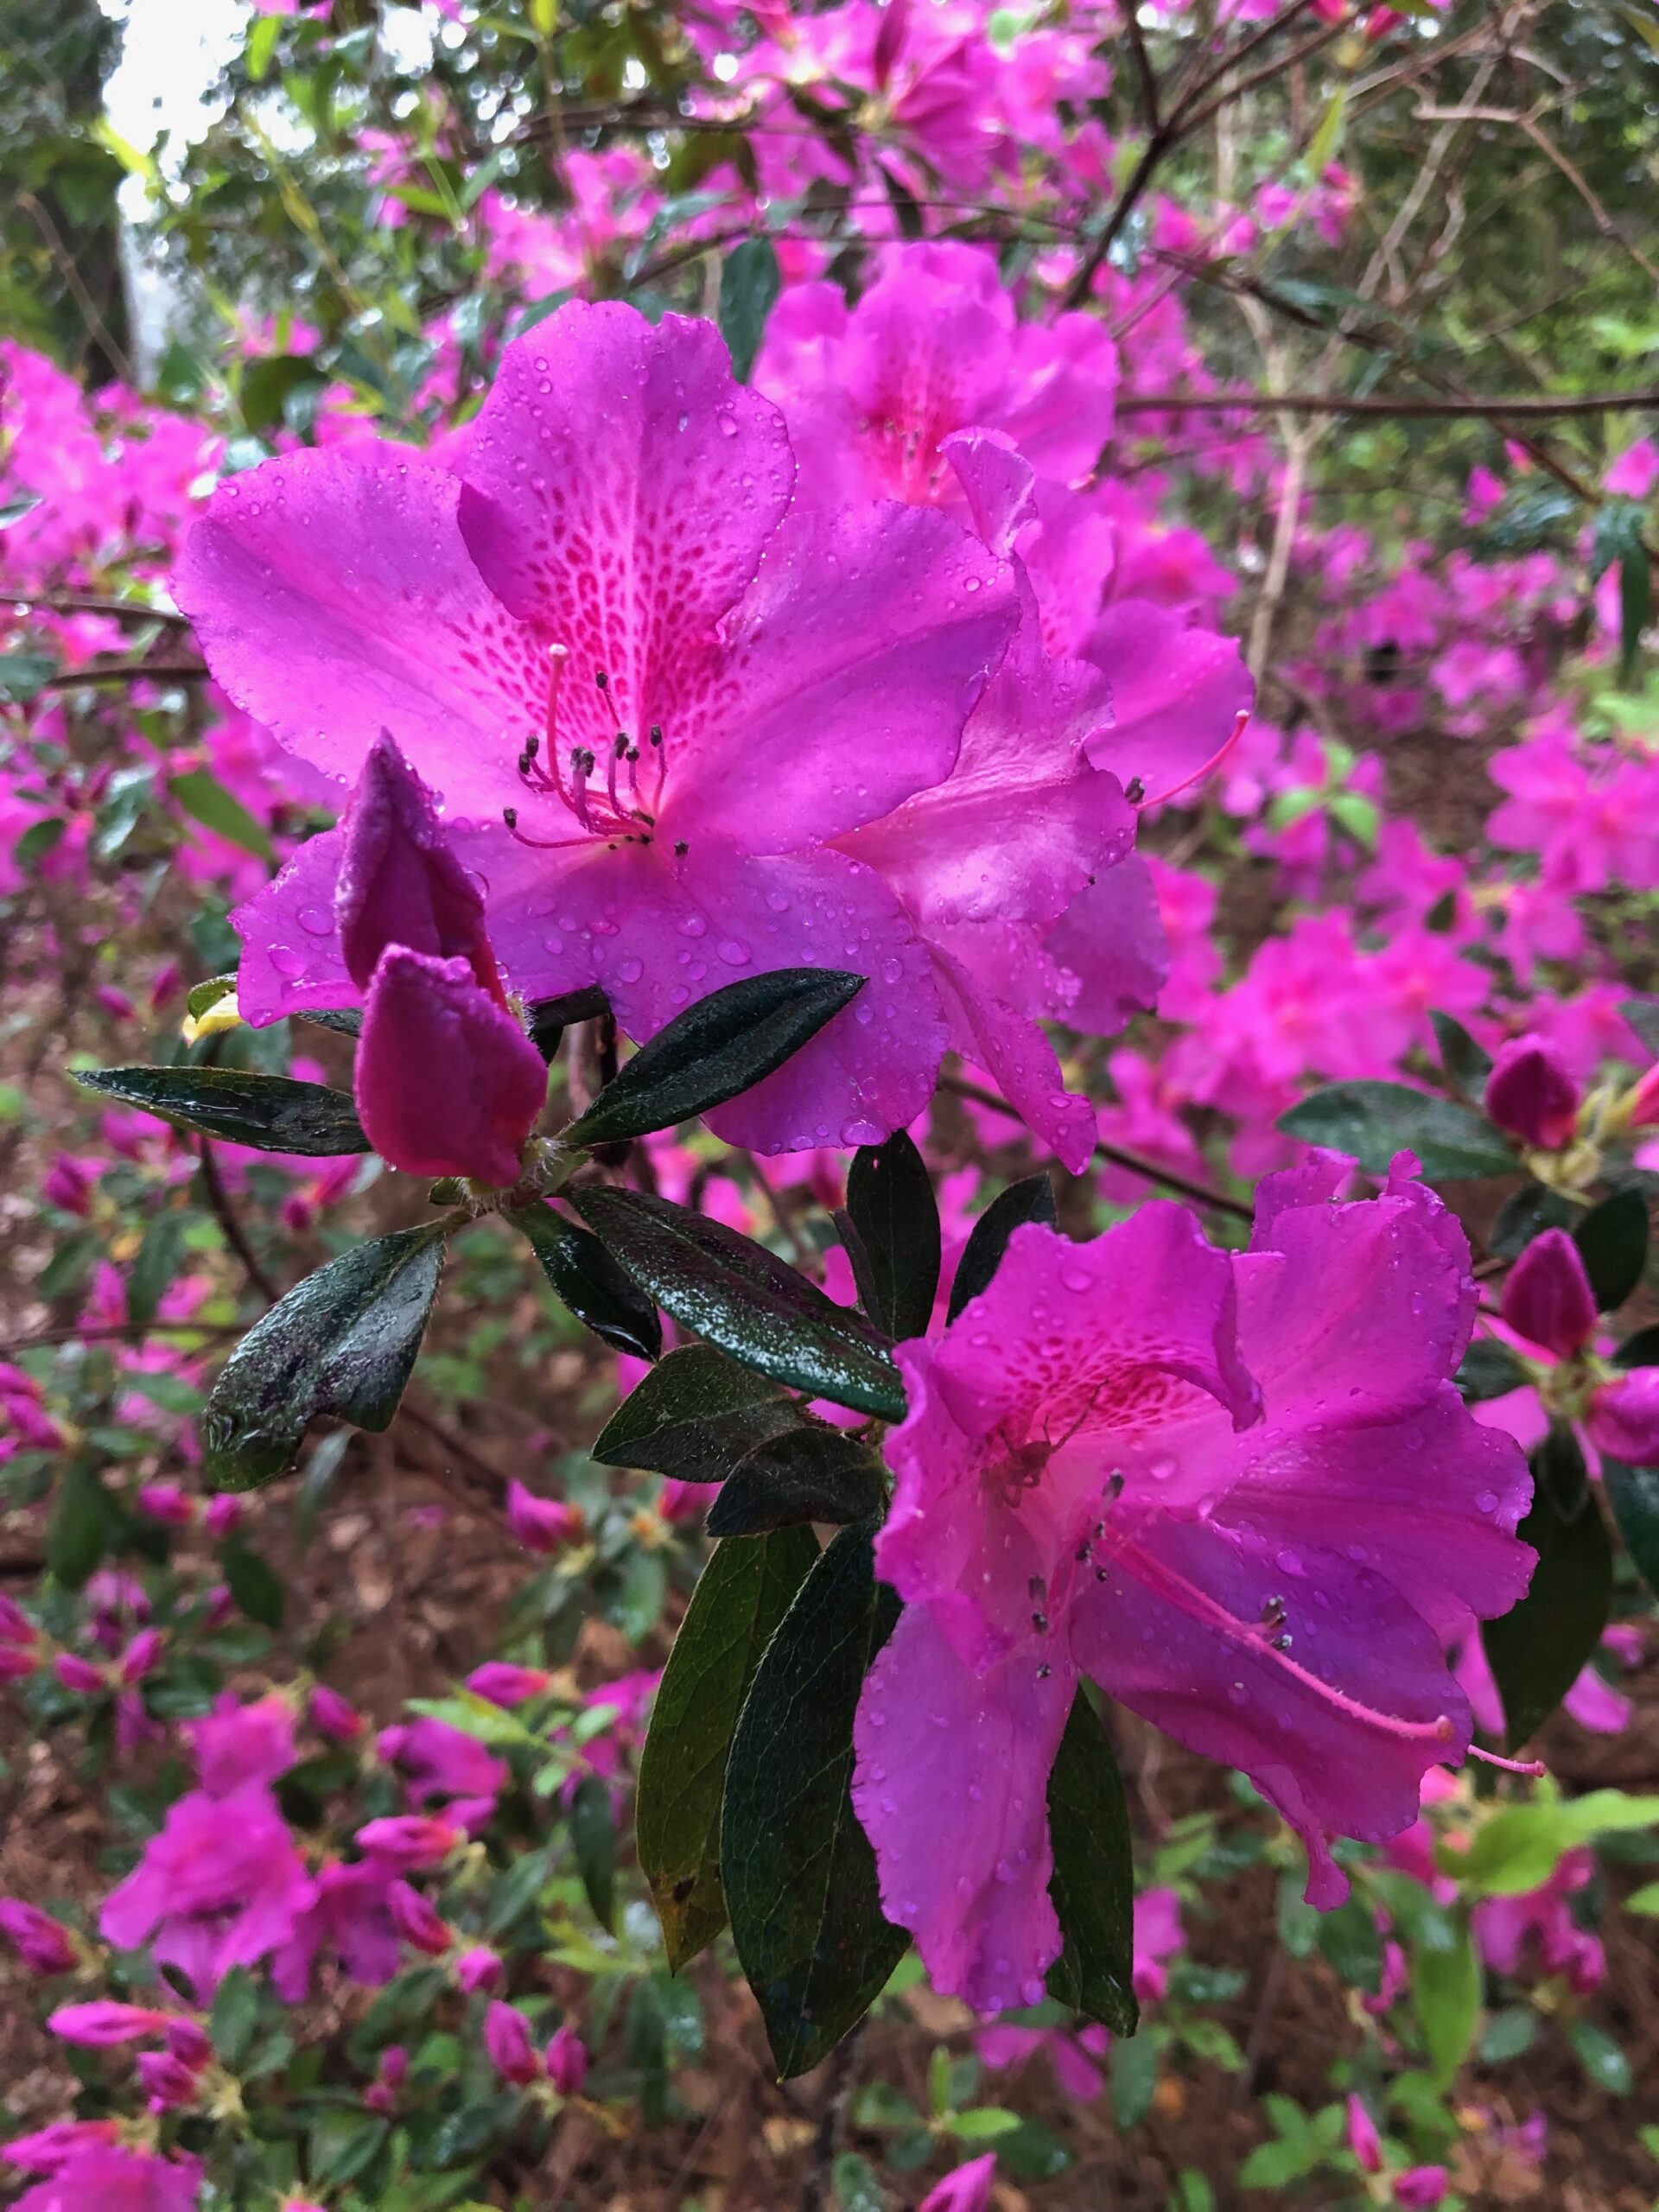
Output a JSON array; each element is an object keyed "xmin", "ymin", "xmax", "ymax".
[{"xmin": 501, "ymin": 645, "xmax": 667, "ymax": 852}]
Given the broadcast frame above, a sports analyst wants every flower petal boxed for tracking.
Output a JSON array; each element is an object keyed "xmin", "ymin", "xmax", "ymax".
[
  {"xmin": 230, "ymin": 829, "xmax": 353, "ymax": 1025},
  {"xmin": 357, "ymin": 950, "xmax": 546, "ymax": 1185},
  {"xmin": 1082, "ymin": 599, "xmax": 1251, "ymax": 804}
]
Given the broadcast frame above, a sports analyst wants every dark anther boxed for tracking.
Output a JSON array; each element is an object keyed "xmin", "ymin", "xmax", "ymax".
[
  {"xmin": 1031, "ymin": 1610, "xmax": 1049, "ymax": 1633},
  {"xmin": 674, "ymin": 839, "xmax": 689, "ymax": 856},
  {"xmin": 614, "ymin": 733, "xmax": 628, "ymax": 756},
  {"xmin": 1272, "ymin": 1633, "xmax": 1294, "ymax": 1651},
  {"xmin": 1095, "ymin": 1567, "xmax": 1109, "ymax": 1582},
  {"xmin": 649, "ymin": 724, "xmax": 663, "ymax": 746},
  {"xmin": 1027, "ymin": 1575, "xmax": 1046, "ymax": 1601},
  {"xmin": 594, "ymin": 669, "xmax": 609, "ymax": 690},
  {"xmin": 502, "ymin": 806, "xmax": 518, "ymax": 829},
  {"xmin": 573, "ymin": 747, "xmax": 595, "ymax": 776},
  {"xmin": 1125, "ymin": 776, "xmax": 1145, "ymax": 804},
  {"xmin": 1036, "ymin": 1663, "xmax": 1052, "ymax": 1681}
]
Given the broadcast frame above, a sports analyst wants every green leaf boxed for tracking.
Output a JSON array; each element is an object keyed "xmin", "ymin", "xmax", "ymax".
[
  {"xmin": 706, "ymin": 1427, "xmax": 888, "ymax": 1538},
  {"xmin": 1430, "ymin": 1009, "xmax": 1494, "ymax": 1096},
  {"xmin": 1604, "ymin": 1457, "xmax": 1659, "ymax": 1594},
  {"xmin": 1442, "ymin": 1787, "xmax": 1659, "ymax": 1896},
  {"xmin": 47, "ymin": 1460, "xmax": 112, "ymax": 1589},
  {"xmin": 948, "ymin": 1174, "xmax": 1058, "ymax": 1321},
  {"xmin": 637, "ymin": 1526, "xmax": 819, "ymax": 1969},
  {"xmin": 169, "ymin": 768, "xmax": 276, "ymax": 863},
  {"xmin": 591, "ymin": 1344, "xmax": 799, "ymax": 1481},
  {"xmin": 832, "ymin": 2152, "xmax": 887, "ymax": 2212},
  {"xmin": 1315, "ymin": 1894, "xmax": 1383, "ymax": 1994},
  {"xmin": 1455, "ymin": 1339, "xmax": 1527, "ymax": 1402},
  {"xmin": 1479, "ymin": 2005, "xmax": 1537, "ymax": 2063},
  {"xmin": 513, "ymin": 1204, "xmax": 661, "ymax": 1361},
  {"xmin": 721, "ymin": 1518, "xmax": 907, "ymax": 2076},
  {"xmin": 571, "ymin": 1186, "xmax": 903, "ymax": 1418},
  {"xmin": 1412, "ymin": 1914, "xmax": 1480, "ymax": 2086},
  {"xmin": 846, "ymin": 1131, "xmax": 940, "ymax": 1341},
  {"xmin": 0, "ymin": 492, "xmax": 44, "ymax": 530},
  {"xmin": 203, "ymin": 1224, "xmax": 446, "ymax": 1490},
  {"xmin": 308, "ymin": 2111, "xmax": 390, "ymax": 2190},
  {"xmin": 186, "ymin": 974, "xmax": 238, "ymax": 1020},
  {"xmin": 1569, "ymin": 2018, "xmax": 1631, "ymax": 2094},
  {"xmin": 1482, "ymin": 1426, "xmax": 1611, "ymax": 1749},
  {"xmin": 210, "ymin": 1965, "xmax": 260, "ymax": 2068},
  {"xmin": 1621, "ymin": 996, "xmax": 1659, "ymax": 1059},
  {"xmin": 296, "ymin": 1007, "xmax": 364, "ymax": 1039},
  {"xmin": 1109, "ymin": 2031, "xmax": 1160, "ymax": 2127},
  {"xmin": 239, "ymin": 354, "xmax": 324, "ymax": 436},
  {"xmin": 1614, "ymin": 1323, "xmax": 1659, "ymax": 1368},
  {"xmin": 73, "ymin": 1065, "xmax": 367, "ymax": 1156},
  {"xmin": 569, "ymin": 1773, "xmax": 617, "ymax": 1932},
  {"xmin": 1278, "ymin": 1082, "xmax": 1516, "ymax": 1179},
  {"xmin": 1573, "ymin": 1185, "xmax": 1649, "ymax": 1313},
  {"xmin": 1618, "ymin": 543, "xmax": 1650, "ymax": 690},
  {"xmin": 219, "ymin": 1535, "xmax": 286, "ymax": 1628},
  {"xmin": 127, "ymin": 1212, "xmax": 187, "ymax": 1331},
  {"xmin": 1490, "ymin": 1181, "xmax": 1575, "ymax": 1260},
  {"xmin": 718, "ymin": 237, "xmax": 783, "ymax": 381},
  {"xmin": 563, "ymin": 969, "xmax": 862, "ymax": 1149},
  {"xmin": 0, "ymin": 651, "xmax": 59, "ymax": 704},
  {"xmin": 245, "ymin": 10, "xmax": 282, "ymax": 79},
  {"xmin": 1045, "ymin": 1692, "xmax": 1137, "ymax": 2034},
  {"xmin": 14, "ymin": 818, "xmax": 66, "ymax": 874}
]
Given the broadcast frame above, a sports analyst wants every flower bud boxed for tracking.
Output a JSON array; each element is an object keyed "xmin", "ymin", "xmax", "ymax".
[
  {"xmin": 137, "ymin": 1483, "xmax": 194, "ymax": 1527},
  {"xmin": 118, "ymin": 1628, "xmax": 163, "ymax": 1685},
  {"xmin": 454, "ymin": 1945, "xmax": 502, "ymax": 1994},
  {"xmin": 1485, "ymin": 1034, "xmax": 1580, "ymax": 1151},
  {"xmin": 388, "ymin": 1879, "xmax": 452, "ymax": 1957},
  {"xmin": 1393, "ymin": 2170, "xmax": 1450, "ymax": 2209},
  {"xmin": 1347, "ymin": 2092, "xmax": 1383, "ymax": 2173},
  {"xmin": 545, "ymin": 2021, "xmax": 589, "ymax": 2097},
  {"xmin": 165, "ymin": 2018, "xmax": 213, "ymax": 2069},
  {"xmin": 203, "ymin": 1494, "xmax": 243, "ymax": 1538},
  {"xmin": 485, "ymin": 2000, "xmax": 541, "ymax": 2086},
  {"xmin": 0, "ymin": 1901, "xmax": 75, "ymax": 1975},
  {"xmin": 137, "ymin": 2051, "xmax": 200, "ymax": 2110},
  {"xmin": 466, "ymin": 1662, "xmax": 553, "ymax": 1707},
  {"xmin": 918, "ymin": 2153, "xmax": 998, "ymax": 2212},
  {"xmin": 48, "ymin": 2000, "xmax": 175, "ymax": 2046},
  {"xmin": 54, "ymin": 1654, "xmax": 106, "ymax": 1694},
  {"xmin": 309, "ymin": 1682, "xmax": 365, "ymax": 1741},
  {"xmin": 355, "ymin": 1815, "xmax": 461, "ymax": 1869},
  {"xmin": 505, "ymin": 1480, "xmax": 583, "ymax": 1556},
  {"xmin": 1502, "ymin": 1230, "xmax": 1597, "ymax": 1358}
]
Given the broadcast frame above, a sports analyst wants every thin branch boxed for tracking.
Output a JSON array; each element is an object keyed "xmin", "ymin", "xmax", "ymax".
[
  {"xmin": 942, "ymin": 1074, "xmax": 1255, "ymax": 1224},
  {"xmin": 0, "ymin": 1320, "xmax": 241, "ymax": 1356},
  {"xmin": 4, "ymin": 594, "xmax": 190, "ymax": 625},
  {"xmin": 198, "ymin": 1137, "xmax": 281, "ymax": 1305},
  {"xmin": 1114, "ymin": 386, "xmax": 1659, "ymax": 418},
  {"xmin": 36, "ymin": 658, "xmax": 209, "ymax": 690},
  {"xmin": 1120, "ymin": 0, "xmax": 1161, "ymax": 132},
  {"xmin": 798, "ymin": 2021, "xmax": 866, "ymax": 2212}
]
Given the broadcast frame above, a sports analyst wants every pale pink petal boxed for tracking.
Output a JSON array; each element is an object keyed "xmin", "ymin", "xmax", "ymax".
[
  {"xmin": 853, "ymin": 1603, "xmax": 1073, "ymax": 2014},
  {"xmin": 175, "ymin": 453, "xmax": 545, "ymax": 817}
]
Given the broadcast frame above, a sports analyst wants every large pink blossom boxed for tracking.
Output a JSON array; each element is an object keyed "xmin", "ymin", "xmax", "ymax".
[
  {"xmin": 175, "ymin": 299, "xmax": 1022, "ymax": 1154},
  {"xmin": 9, "ymin": 2144, "xmax": 202, "ymax": 2212},
  {"xmin": 851, "ymin": 1154, "xmax": 1532, "ymax": 2012}
]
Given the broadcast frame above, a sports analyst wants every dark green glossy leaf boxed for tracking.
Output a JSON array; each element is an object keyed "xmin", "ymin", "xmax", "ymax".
[
  {"xmin": 209, "ymin": 1967, "xmax": 260, "ymax": 2068},
  {"xmin": 219, "ymin": 1535, "xmax": 286, "ymax": 1628},
  {"xmin": 1569, "ymin": 2017, "xmax": 1632, "ymax": 2094},
  {"xmin": 1429, "ymin": 1009, "xmax": 1494, "ymax": 1096},
  {"xmin": 525, "ymin": 983, "xmax": 608, "ymax": 1063},
  {"xmin": 637, "ymin": 1526, "xmax": 819, "ymax": 1969},
  {"xmin": 1482, "ymin": 1425, "xmax": 1611, "ymax": 1749},
  {"xmin": 571, "ymin": 1185, "xmax": 903, "ymax": 1419},
  {"xmin": 569, "ymin": 1773, "xmax": 617, "ymax": 1932},
  {"xmin": 1455, "ymin": 1339, "xmax": 1528, "ymax": 1403},
  {"xmin": 948, "ymin": 1174, "xmax": 1058, "ymax": 1321},
  {"xmin": 47, "ymin": 1459, "xmax": 113, "ymax": 1589},
  {"xmin": 1615, "ymin": 1324, "xmax": 1659, "ymax": 1368},
  {"xmin": 707, "ymin": 1427, "xmax": 888, "ymax": 1538},
  {"xmin": 1573, "ymin": 1185, "xmax": 1649, "ymax": 1313},
  {"xmin": 127, "ymin": 1212, "xmax": 186, "ymax": 1331},
  {"xmin": 721, "ymin": 1518, "xmax": 906, "ymax": 2076},
  {"xmin": 169, "ymin": 767, "xmax": 276, "ymax": 863},
  {"xmin": 1278, "ymin": 1082, "xmax": 1516, "ymax": 1179},
  {"xmin": 296, "ymin": 1007, "xmax": 364, "ymax": 1039},
  {"xmin": 203, "ymin": 1225, "xmax": 446, "ymax": 1491},
  {"xmin": 73, "ymin": 1065, "xmax": 367, "ymax": 1156},
  {"xmin": 718, "ymin": 236, "xmax": 782, "ymax": 381},
  {"xmin": 1045, "ymin": 1692, "xmax": 1137, "ymax": 2034},
  {"xmin": 186, "ymin": 973, "xmax": 237, "ymax": 1019},
  {"xmin": 514, "ymin": 1203, "xmax": 661, "ymax": 1361},
  {"xmin": 592, "ymin": 1344, "xmax": 799, "ymax": 1481},
  {"xmin": 1603, "ymin": 1458, "xmax": 1659, "ymax": 1595},
  {"xmin": 846, "ymin": 1131, "xmax": 939, "ymax": 1341},
  {"xmin": 1489, "ymin": 1180, "xmax": 1574, "ymax": 1260},
  {"xmin": 563, "ymin": 969, "xmax": 863, "ymax": 1149}
]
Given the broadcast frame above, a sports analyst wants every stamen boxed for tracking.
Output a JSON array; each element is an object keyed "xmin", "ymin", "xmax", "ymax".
[
  {"xmin": 500, "ymin": 806, "xmax": 593, "ymax": 853},
  {"xmin": 543, "ymin": 644, "xmax": 569, "ymax": 747},
  {"xmin": 1467, "ymin": 1745, "xmax": 1547, "ymax": 1777}
]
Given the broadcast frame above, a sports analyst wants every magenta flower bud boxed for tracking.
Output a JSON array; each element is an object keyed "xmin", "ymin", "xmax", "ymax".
[
  {"xmin": 1393, "ymin": 2169, "xmax": 1450, "ymax": 2209},
  {"xmin": 1502, "ymin": 1230, "xmax": 1597, "ymax": 1357},
  {"xmin": 356, "ymin": 947, "xmax": 547, "ymax": 1186},
  {"xmin": 0, "ymin": 1644, "xmax": 40, "ymax": 1682},
  {"xmin": 355, "ymin": 1815, "xmax": 461, "ymax": 1868},
  {"xmin": 137, "ymin": 2050, "xmax": 200, "ymax": 2110},
  {"xmin": 94, "ymin": 984, "xmax": 135, "ymax": 1020},
  {"xmin": 137, "ymin": 1483, "xmax": 194, "ymax": 1527},
  {"xmin": 484, "ymin": 2000, "xmax": 541, "ymax": 2086},
  {"xmin": 204, "ymin": 1584, "xmax": 235, "ymax": 1628},
  {"xmin": 309, "ymin": 1683, "xmax": 365, "ymax": 1741},
  {"xmin": 42, "ymin": 1154, "xmax": 94, "ymax": 1214},
  {"xmin": 54, "ymin": 1654, "xmax": 106, "ymax": 1694},
  {"xmin": 658, "ymin": 1478, "xmax": 708, "ymax": 1525},
  {"xmin": 364, "ymin": 2081, "xmax": 396, "ymax": 2114},
  {"xmin": 48, "ymin": 2000, "xmax": 175, "ymax": 2046},
  {"xmin": 337, "ymin": 735, "xmax": 504, "ymax": 1002},
  {"xmin": 378, "ymin": 2044, "xmax": 410, "ymax": 2091},
  {"xmin": 0, "ymin": 1593, "xmax": 35, "ymax": 1644},
  {"xmin": 165, "ymin": 2018, "xmax": 213, "ymax": 2069},
  {"xmin": 118, "ymin": 1628, "xmax": 163, "ymax": 1685},
  {"xmin": 1485, "ymin": 1034, "xmax": 1580, "ymax": 1151},
  {"xmin": 0, "ymin": 1901, "xmax": 75, "ymax": 1975},
  {"xmin": 505, "ymin": 1479, "xmax": 582, "ymax": 1556},
  {"xmin": 454, "ymin": 1944, "xmax": 502, "ymax": 1994},
  {"xmin": 544, "ymin": 2021, "xmax": 589, "ymax": 2097},
  {"xmin": 466, "ymin": 1661, "xmax": 553, "ymax": 1707},
  {"xmin": 1587, "ymin": 1368, "xmax": 1659, "ymax": 1466},
  {"xmin": 388, "ymin": 1879, "xmax": 452, "ymax": 1957},
  {"xmin": 203, "ymin": 1493, "xmax": 243, "ymax": 1538},
  {"xmin": 918, "ymin": 2153, "xmax": 998, "ymax": 2212},
  {"xmin": 149, "ymin": 961, "xmax": 182, "ymax": 1010},
  {"xmin": 1346, "ymin": 2093, "xmax": 1383, "ymax": 2173}
]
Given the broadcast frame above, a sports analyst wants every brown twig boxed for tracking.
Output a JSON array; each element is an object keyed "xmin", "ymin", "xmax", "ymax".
[
  {"xmin": 197, "ymin": 1136, "xmax": 281, "ymax": 1305},
  {"xmin": 1114, "ymin": 387, "xmax": 1659, "ymax": 419},
  {"xmin": 4, "ymin": 594, "xmax": 190, "ymax": 624},
  {"xmin": 36, "ymin": 658, "xmax": 209, "ymax": 690},
  {"xmin": 798, "ymin": 2020, "xmax": 866, "ymax": 2212}
]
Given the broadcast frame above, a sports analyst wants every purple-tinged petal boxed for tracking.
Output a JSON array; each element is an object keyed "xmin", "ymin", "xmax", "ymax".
[
  {"xmin": 230, "ymin": 829, "xmax": 352, "ymax": 1025},
  {"xmin": 175, "ymin": 451, "xmax": 545, "ymax": 817},
  {"xmin": 1039, "ymin": 856, "xmax": 1169, "ymax": 1035},
  {"xmin": 1503, "ymin": 1228, "xmax": 1597, "ymax": 1356},
  {"xmin": 337, "ymin": 734, "xmax": 501, "ymax": 999},
  {"xmin": 457, "ymin": 303, "xmax": 795, "ymax": 736},
  {"xmin": 931, "ymin": 939, "xmax": 1099, "ymax": 1174},
  {"xmin": 943, "ymin": 427, "xmax": 1039, "ymax": 553},
  {"xmin": 853, "ymin": 1603, "xmax": 1072, "ymax": 2014},
  {"xmin": 357, "ymin": 950, "xmax": 546, "ymax": 1185},
  {"xmin": 1075, "ymin": 1516, "xmax": 1468, "ymax": 1906},
  {"xmin": 664, "ymin": 499, "xmax": 1018, "ymax": 854},
  {"xmin": 1082, "ymin": 599, "xmax": 1251, "ymax": 804},
  {"xmin": 1587, "ymin": 1367, "xmax": 1659, "ymax": 1465}
]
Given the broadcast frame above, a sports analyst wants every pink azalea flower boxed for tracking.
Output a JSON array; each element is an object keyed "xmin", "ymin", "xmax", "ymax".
[
  {"xmin": 187, "ymin": 1690, "xmax": 298, "ymax": 1796},
  {"xmin": 1604, "ymin": 438, "xmax": 1658, "ymax": 501},
  {"xmin": 10, "ymin": 2145, "xmax": 202, "ymax": 2212},
  {"xmin": 467, "ymin": 1661, "xmax": 554, "ymax": 1707},
  {"xmin": 454, "ymin": 1944, "xmax": 502, "ymax": 1993},
  {"xmin": 309, "ymin": 1682, "xmax": 365, "ymax": 1740},
  {"xmin": 1473, "ymin": 1845, "xmax": 1605, "ymax": 1993},
  {"xmin": 918, "ymin": 2152, "xmax": 998, "ymax": 2212},
  {"xmin": 978, "ymin": 2017, "xmax": 1110, "ymax": 2100},
  {"xmin": 2, "ymin": 2120, "xmax": 121, "ymax": 2175},
  {"xmin": 272, "ymin": 1857, "xmax": 400, "ymax": 1999},
  {"xmin": 175, "ymin": 301, "xmax": 1020, "ymax": 1155},
  {"xmin": 99, "ymin": 1783, "xmax": 315, "ymax": 1998},
  {"xmin": 387, "ymin": 1879, "xmax": 452, "ymax": 1957},
  {"xmin": 851, "ymin": 1154, "xmax": 1532, "ymax": 2012},
  {"xmin": 354, "ymin": 1814, "xmax": 463, "ymax": 1868},
  {"xmin": 378, "ymin": 1716, "xmax": 508, "ymax": 1809},
  {"xmin": 505, "ymin": 1478, "xmax": 583, "ymax": 1554}
]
